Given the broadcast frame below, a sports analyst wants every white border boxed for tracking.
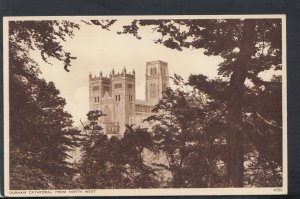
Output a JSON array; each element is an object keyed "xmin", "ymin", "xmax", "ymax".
[{"xmin": 3, "ymin": 14, "xmax": 287, "ymax": 197}]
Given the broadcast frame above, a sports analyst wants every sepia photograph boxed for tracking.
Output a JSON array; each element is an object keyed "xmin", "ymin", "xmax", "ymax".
[{"xmin": 3, "ymin": 15, "xmax": 287, "ymax": 196}]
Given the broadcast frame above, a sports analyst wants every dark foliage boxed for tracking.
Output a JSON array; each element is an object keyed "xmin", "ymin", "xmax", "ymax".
[
  {"xmin": 9, "ymin": 20, "xmax": 82, "ymax": 189},
  {"xmin": 120, "ymin": 18, "xmax": 282, "ymax": 187},
  {"xmin": 144, "ymin": 75, "xmax": 228, "ymax": 188},
  {"xmin": 9, "ymin": 19, "xmax": 118, "ymax": 189},
  {"xmin": 78, "ymin": 111, "xmax": 158, "ymax": 188}
]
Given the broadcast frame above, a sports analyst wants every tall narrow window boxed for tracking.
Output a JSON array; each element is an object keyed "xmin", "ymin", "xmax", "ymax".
[
  {"xmin": 150, "ymin": 84, "xmax": 153, "ymax": 98},
  {"xmin": 118, "ymin": 95, "xmax": 120, "ymax": 101},
  {"xmin": 97, "ymin": 97, "xmax": 100, "ymax": 102},
  {"xmin": 150, "ymin": 83, "xmax": 156, "ymax": 98},
  {"xmin": 115, "ymin": 95, "xmax": 118, "ymax": 101},
  {"xmin": 95, "ymin": 97, "xmax": 97, "ymax": 103}
]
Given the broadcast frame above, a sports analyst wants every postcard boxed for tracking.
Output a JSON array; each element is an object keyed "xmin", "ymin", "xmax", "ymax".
[{"xmin": 3, "ymin": 15, "xmax": 287, "ymax": 196}]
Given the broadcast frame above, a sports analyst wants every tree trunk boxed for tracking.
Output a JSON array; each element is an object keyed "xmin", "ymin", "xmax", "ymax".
[
  {"xmin": 227, "ymin": 69, "xmax": 246, "ymax": 187},
  {"xmin": 227, "ymin": 19, "xmax": 256, "ymax": 187},
  {"xmin": 172, "ymin": 169, "xmax": 183, "ymax": 188}
]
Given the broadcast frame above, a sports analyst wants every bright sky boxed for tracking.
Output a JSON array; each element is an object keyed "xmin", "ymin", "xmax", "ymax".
[{"xmin": 37, "ymin": 19, "xmax": 224, "ymax": 125}]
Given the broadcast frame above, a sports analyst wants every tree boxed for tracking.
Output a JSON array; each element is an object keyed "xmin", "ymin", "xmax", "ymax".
[
  {"xmin": 242, "ymin": 75, "xmax": 282, "ymax": 187},
  {"xmin": 79, "ymin": 110, "xmax": 121, "ymax": 188},
  {"xmin": 9, "ymin": 20, "xmax": 83, "ymax": 189},
  {"xmin": 119, "ymin": 19, "xmax": 282, "ymax": 187},
  {"xmin": 10, "ymin": 76, "xmax": 81, "ymax": 189},
  {"xmin": 9, "ymin": 19, "xmax": 117, "ymax": 189},
  {"xmin": 79, "ymin": 111, "xmax": 158, "ymax": 188},
  {"xmin": 122, "ymin": 125, "xmax": 158, "ymax": 188},
  {"xmin": 144, "ymin": 75, "xmax": 228, "ymax": 188}
]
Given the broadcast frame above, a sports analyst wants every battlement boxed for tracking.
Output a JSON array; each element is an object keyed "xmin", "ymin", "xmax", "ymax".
[
  {"xmin": 112, "ymin": 73, "xmax": 135, "ymax": 78},
  {"xmin": 146, "ymin": 60, "xmax": 168, "ymax": 66},
  {"xmin": 89, "ymin": 75, "xmax": 111, "ymax": 81},
  {"xmin": 111, "ymin": 67, "xmax": 135, "ymax": 79},
  {"xmin": 89, "ymin": 67, "xmax": 135, "ymax": 81}
]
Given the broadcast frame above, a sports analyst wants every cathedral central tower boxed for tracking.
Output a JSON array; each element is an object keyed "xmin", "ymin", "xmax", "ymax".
[{"xmin": 145, "ymin": 60, "xmax": 169, "ymax": 102}]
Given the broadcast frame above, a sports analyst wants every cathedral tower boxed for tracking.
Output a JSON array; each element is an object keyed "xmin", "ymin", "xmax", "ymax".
[
  {"xmin": 89, "ymin": 72, "xmax": 112, "ymax": 111},
  {"xmin": 111, "ymin": 67, "xmax": 135, "ymax": 136},
  {"xmin": 88, "ymin": 60, "xmax": 168, "ymax": 138},
  {"xmin": 145, "ymin": 60, "xmax": 169, "ymax": 102}
]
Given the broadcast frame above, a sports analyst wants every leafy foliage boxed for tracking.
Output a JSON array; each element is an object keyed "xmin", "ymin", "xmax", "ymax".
[
  {"xmin": 242, "ymin": 76, "xmax": 283, "ymax": 187},
  {"xmin": 9, "ymin": 19, "xmax": 119, "ymax": 189},
  {"xmin": 120, "ymin": 18, "xmax": 282, "ymax": 187},
  {"xmin": 9, "ymin": 20, "xmax": 83, "ymax": 189},
  {"xmin": 144, "ymin": 75, "xmax": 228, "ymax": 187},
  {"xmin": 9, "ymin": 68, "xmax": 81, "ymax": 189},
  {"xmin": 78, "ymin": 111, "xmax": 158, "ymax": 188}
]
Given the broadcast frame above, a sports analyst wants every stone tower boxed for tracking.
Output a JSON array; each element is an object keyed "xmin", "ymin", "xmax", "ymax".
[
  {"xmin": 145, "ymin": 60, "xmax": 169, "ymax": 102},
  {"xmin": 111, "ymin": 67, "xmax": 135, "ymax": 136},
  {"xmin": 89, "ymin": 71, "xmax": 112, "ymax": 111},
  {"xmin": 88, "ymin": 60, "xmax": 168, "ymax": 138}
]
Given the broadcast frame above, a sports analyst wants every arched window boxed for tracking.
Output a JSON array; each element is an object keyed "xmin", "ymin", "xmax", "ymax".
[{"xmin": 150, "ymin": 83, "xmax": 156, "ymax": 98}]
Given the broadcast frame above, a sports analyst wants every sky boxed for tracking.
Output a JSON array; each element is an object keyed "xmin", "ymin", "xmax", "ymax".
[
  {"xmin": 34, "ymin": 19, "xmax": 224, "ymax": 125},
  {"xmin": 35, "ymin": 18, "xmax": 277, "ymax": 126}
]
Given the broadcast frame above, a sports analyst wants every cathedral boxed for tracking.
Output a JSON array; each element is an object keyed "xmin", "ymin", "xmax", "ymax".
[{"xmin": 89, "ymin": 60, "xmax": 169, "ymax": 137}]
